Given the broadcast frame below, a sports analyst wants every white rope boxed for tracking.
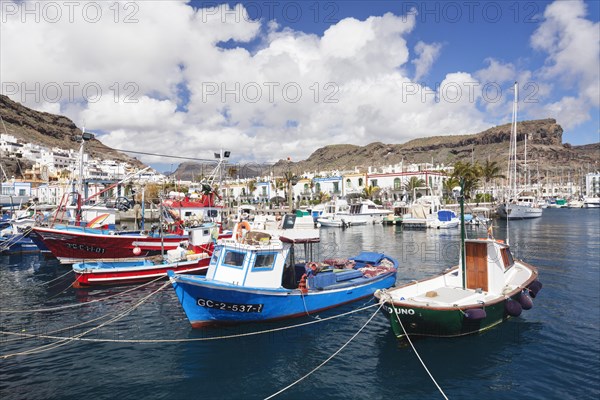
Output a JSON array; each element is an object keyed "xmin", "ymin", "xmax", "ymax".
[
  {"xmin": 381, "ymin": 291, "xmax": 449, "ymax": 400},
  {"xmin": 36, "ymin": 268, "xmax": 74, "ymax": 287},
  {"xmin": 263, "ymin": 302, "xmax": 384, "ymax": 400},
  {"xmin": 0, "ymin": 276, "xmax": 165, "ymax": 313},
  {"xmin": 0, "ymin": 303, "xmax": 379, "ymax": 344},
  {"xmin": 1, "ymin": 291, "xmax": 160, "ymax": 344},
  {"xmin": 1, "ymin": 281, "xmax": 170, "ymax": 359}
]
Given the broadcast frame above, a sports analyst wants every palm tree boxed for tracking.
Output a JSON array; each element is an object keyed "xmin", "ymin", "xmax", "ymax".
[
  {"xmin": 363, "ymin": 184, "xmax": 380, "ymax": 200},
  {"xmin": 405, "ymin": 177, "xmax": 425, "ymax": 201},
  {"xmin": 452, "ymin": 161, "xmax": 481, "ymax": 199},
  {"xmin": 443, "ymin": 177, "xmax": 460, "ymax": 202},
  {"xmin": 246, "ymin": 179, "xmax": 257, "ymax": 202},
  {"xmin": 480, "ymin": 159, "xmax": 505, "ymax": 202},
  {"xmin": 317, "ymin": 191, "xmax": 330, "ymax": 204}
]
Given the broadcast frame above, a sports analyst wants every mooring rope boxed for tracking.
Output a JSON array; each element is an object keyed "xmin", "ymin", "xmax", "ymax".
[
  {"xmin": 0, "ymin": 276, "xmax": 165, "ymax": 313},
  {"xmin": 380, "ymin": 290, "xmax": 449, "ymax": 400},
  {"xmin": 263, "ymin": 301, "xmax": 384, "ymax": 400},
  {"xmin": 0, "ymin": 227, "xmax": 33, "ymax": 252},
  {"xmin": 35, "ymin": 268, "xmax": 74, "ymax": 287},
  {"xmin": 0, "ymin": 303, "xmax": 379, "ymax": 345},
  {"xmin": 0, "ymin": 281, "xmax": 170, "ymax": 359}
]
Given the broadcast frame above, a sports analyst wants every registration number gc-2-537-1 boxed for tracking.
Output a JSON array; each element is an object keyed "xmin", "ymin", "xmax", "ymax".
[{"xmin": 196, "ymin": 298, "xmax": 264, "ymax": 313}]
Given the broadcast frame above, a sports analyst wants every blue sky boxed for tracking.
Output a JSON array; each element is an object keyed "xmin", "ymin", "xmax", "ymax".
[{"xmin": 2, "ymin": 0, "xmax": 598, "ymax": 171}]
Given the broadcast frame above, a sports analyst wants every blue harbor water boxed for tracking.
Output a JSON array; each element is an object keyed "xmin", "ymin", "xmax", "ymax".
[{"xmin": 1, "ymin": 208, "xmax": 599, "ymax": 399}]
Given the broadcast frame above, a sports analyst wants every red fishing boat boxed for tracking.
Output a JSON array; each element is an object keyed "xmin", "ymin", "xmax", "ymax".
[
  {"xmin": 31, "ymin": 224, "xmax": 189, "ymax": 264},
  {"xmin": 72, "ymin": 224, "xmax": 221, "ymax": 286}
]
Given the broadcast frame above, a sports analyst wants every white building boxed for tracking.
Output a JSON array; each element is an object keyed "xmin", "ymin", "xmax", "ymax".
[{"xmin": 585, "ymin": 172, "xmax": 600, "ymax": 197}]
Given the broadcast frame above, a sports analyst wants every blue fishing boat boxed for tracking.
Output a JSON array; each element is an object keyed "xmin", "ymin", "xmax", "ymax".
[
  {"xmin": 168, "ymin": 218, "xmax": 398, "ymax": 327},
  {"xmin": 0, "ymin": 221, "xmax": 41, "ymax": 253}
]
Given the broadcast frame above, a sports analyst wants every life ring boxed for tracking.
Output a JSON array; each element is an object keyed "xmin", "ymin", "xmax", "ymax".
[{"xmin": 235, "ymin": 221, "xmax": 252, "ymax": 241}]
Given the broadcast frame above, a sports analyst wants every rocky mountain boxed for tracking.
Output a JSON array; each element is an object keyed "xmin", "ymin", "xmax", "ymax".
[
  {"xmin": 173, "ymin": 118, "xmax": 597, "ymax": 181},
  {"xmin": 0, "ymin": 94, "xmax": 145, "ymax": 178},
  {"xmin": 273, "ymin": 119, "xmax": 599, "ymax": 177}
]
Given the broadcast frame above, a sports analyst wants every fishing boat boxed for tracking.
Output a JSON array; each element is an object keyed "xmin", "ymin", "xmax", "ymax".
[
  {"xmin": 375, "ymin": 181, "xmax": 542, "ymax": 338},
  {"xmin": 72, "ymin": 224, "xmax": 220, "ymax": 287},
  {"xmin": 31, "ymin": 223, "xmax": 190, "ymax": 264},
  {"xmin": 0, "ymin": 222, "xmax": 39, "ymax": 253},
  {"xmin": 168, "ymin": 216, "xmax": 398, "ymax": 327}
]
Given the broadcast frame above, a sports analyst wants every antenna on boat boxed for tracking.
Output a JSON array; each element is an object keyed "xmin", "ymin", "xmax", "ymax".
[{"xmin": 459, "ymin": 178, "xmax": 466, "ymax": 290}]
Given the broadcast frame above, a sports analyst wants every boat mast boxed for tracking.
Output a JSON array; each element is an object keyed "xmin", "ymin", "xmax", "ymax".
[
  {"xmin": 459, "ymin": 178, "xmax": 466, "ymax": 290},
  {"xmin": 506, "ymin": 82, "xmax": 518, "ymax": 246}
]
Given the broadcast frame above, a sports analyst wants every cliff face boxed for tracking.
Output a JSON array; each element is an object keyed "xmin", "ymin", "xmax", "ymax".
[
  {"xmin": 1, "ymin": 95, "xmax": 145, "ymax": 178},
  {"xmin": 275, "ymin": 119, "xmax": 597, "ymax": 175}
]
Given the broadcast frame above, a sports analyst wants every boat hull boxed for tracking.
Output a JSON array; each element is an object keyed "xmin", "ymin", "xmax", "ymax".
[
  {"xmin": 380, "ymin": 295, "xmax": 516, "ymax": 338},
  {"xmin": 169, "ymin": 272, "xmax": 396, "ymax": 327},
  {"xmin": 73, "ymin": 257, "xmax": 210, "ymax": 286},
  {"xmin": 0, "ymin": 234, "xmax": 40, "ymax": 253},
  {"xmin": 32, "ymin": 226, "xmax": 186, "ymax": 263},
  {"xmin": 497, "ymin": 204, "xmax": 543, "ymax": 219}
]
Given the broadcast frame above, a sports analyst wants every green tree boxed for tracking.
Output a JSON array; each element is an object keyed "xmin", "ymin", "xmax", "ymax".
[
  {"xmin": 405, "ymin": 177, "xmax": 425, "ymax": 201},
  {"xmin": 443, "ymin": 177, "xmax": 460, "ymax": 202},
  {"xmin": 480, "ymin": 159, "xmax": 505, "ymax": 201},
  {"xmin": 451, "ymin": 161, "xmax": 481, "ymax": 199},
  {"xmin": 363, "ymin": 184, "xmax": 380, "ymax": 200}
]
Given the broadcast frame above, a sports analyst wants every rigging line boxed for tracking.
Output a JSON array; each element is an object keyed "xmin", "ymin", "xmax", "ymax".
[
  {"xmin": 0, "ymin": 303, "xmax": 379, "ymax": 344},
  {"xmin": 0, "ymin": 281, "xmax": 170, "ymax": 359},
  {"xmin": 0, "ymin": 276, "xmax": 165, "ymax": 313},
  {"xmin": 382, "ymin": 291, "xmax": 449, "ymax": 400},
  {"xmin": 85, "ymin": 143, "xmax": 219, "ymax": 163},
  {"xmin": 263, "ymin": 302, "xmax": 385, "ymax": 400}
]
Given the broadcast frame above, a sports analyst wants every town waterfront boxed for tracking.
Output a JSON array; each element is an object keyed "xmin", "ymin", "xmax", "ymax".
[{"xmin": 1, "ymin": 208, "xmax": 599, "ymax": 400}]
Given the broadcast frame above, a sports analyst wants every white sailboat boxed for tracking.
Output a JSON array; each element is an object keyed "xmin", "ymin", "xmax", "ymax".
[{"xmin": 497, "ymin": 83, "xmax": 543, "ymax": 220}]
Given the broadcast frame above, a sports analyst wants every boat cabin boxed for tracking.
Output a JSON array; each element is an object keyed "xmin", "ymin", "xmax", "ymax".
[{"xmin": 461, "ymin": 239, "xmax": 516, "ymax": 294}]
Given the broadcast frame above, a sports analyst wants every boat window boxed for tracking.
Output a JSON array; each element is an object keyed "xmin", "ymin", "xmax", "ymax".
[
  {"xmin": 223, "ymin": 250, "xmax": 246, "ymax": 268},
  {"xmin": 501, "ymin": 248, "xmax": 515, "ymax": 269},
  {"xmin": 253, "ymin": 253, "xmax": 276, "ymax": 270},
  {"xmin": 207, "ymin": 209, "xmax": 218, "ymax": 218},
  {"xmin": 210, "ymin": 246, "xmax": 222, "ymax": 265}
]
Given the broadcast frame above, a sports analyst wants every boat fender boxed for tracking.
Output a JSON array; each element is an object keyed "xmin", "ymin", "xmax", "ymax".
[
  {"xmin": 505, "ymin": 298, "xmax": 523, "ymax": 317},
  {"xmin": 464, "ymin": 308, "xmax": 487, "ymax": 320},
  {"xmin": 527, "ymin": 280, "xmax": 543, "ymax": 298},
  {"xmin": 517, "ymin": 290, "xmax": 533, "ymax": 310},
  {"xmin": 298, "ymin": 274, "xmax": 308, "ymax": 293},
  {"xmin": 132, "ymin": 247, "xmax": 142, "ymax": 256}
]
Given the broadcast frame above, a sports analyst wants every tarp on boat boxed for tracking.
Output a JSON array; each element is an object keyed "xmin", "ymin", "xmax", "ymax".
[{"xmin": 438, "ymin": 210, "xmax": 456, "ymax": 222}]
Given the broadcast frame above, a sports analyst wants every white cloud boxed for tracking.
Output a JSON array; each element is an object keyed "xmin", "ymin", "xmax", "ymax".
[
  {"xmin": 531, "ymin": 0, "xmax": 600, "ymax": 107},
  {"xmin": 1, "ymin": 0, "xmax": 597, "ymax": 167},
  {"xmin": 412, "ymin": 41, "xmax": 442, "ymax": 82}
]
